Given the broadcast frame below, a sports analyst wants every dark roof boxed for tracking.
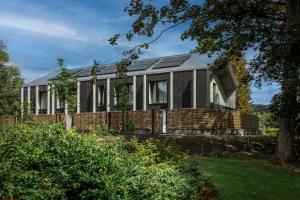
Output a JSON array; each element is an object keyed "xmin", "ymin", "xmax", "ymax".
[
  {"xmin": 24, "ymin": 53, "xmax": 215, "ymax": 87},
  {"xmin": 152, "ymin": 54, "xmax": 190, "ymax": 69}
]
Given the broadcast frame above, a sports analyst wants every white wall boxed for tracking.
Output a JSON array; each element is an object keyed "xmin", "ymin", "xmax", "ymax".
[
  {"xmin": 210, "ymin": 74, "xmax": 227, "ymax": 106},
  {"xmin": 210, "ymin": 74, "xmax": 236, "ymax": 109}
]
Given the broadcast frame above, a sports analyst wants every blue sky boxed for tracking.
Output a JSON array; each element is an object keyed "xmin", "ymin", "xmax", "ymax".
[{"xmin": 0, "ymin": 0, "xmax": 279, "ymax": 104}]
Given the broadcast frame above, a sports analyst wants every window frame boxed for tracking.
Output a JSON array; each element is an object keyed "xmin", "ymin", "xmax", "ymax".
[
  {"xmin": 97, "ymin": 86, "xmax": 105, "ymax": 108},
  {"xmin": 149, "ymin": 81, "xmax": 168, "ymax": 104}
]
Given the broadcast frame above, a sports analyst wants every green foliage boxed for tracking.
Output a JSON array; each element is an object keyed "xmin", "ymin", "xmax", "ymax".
[
  {"xmin": 252, "ymin": 104, "xmax": 268, "ymax": 112},
  {"xmin": 200, "ymin": 158, "xmax": 300, "ymax": 200},
  {"xmin": 124, "ymin": 120, "xmax": 135, "ymax": 133},
  {"xmin": 212, "ymin": 53, "xmax": 252, "ymax": 112},
  {"xmin": 0, "ymin": 122, "xmax": 210, "ymax": 199},
  {"xmin": 51, "ymin": 58, "xmax": 78, "ymax": 116},
  {"xmin": 0, "ymin": 41, "xmax": 24, "ymax": 116},
  {"xmin": 263, "ymin": 128, "xmax": 279, "ymax": 137},
  {"xmin": 112, "ymin": 80, "xmax": 131, "ymax": 111},
  {"xmin": 87, "ymin": 123, "xmax": 114, "ymax": 136},
  {"xmin": 255, "ymin": 112, "xmax": 279, "ymax": 132},
  {"xmin": 110, "ymin": 0, "xmax": 300, "ymax": 162},
  {"xmin": 91, "ymin": 60, "xmax": 100, "ymax": 85},
  {"xmin": 229, "ymin": 56, "xmax": 252, "ymax": 112}
]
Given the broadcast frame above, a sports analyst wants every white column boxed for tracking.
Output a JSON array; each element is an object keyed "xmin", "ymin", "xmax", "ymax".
[
  {"xmin": 47, "ymin": 85, "xmax": 50, "ymax": 115},
  {"xmin": 106, "ymin": 79, "xmax": 110, "ymax": 112},
  {"xmin": 77, "ymin": 81, "xmax": 80, "ymax": 113},
  {"xmin": 93, "ymin": 83, "xmax": 96, "ymax": 113},
  {"xmin": 20, "ymin": 87, "xmax": 24, "ymax": 116},
  {"xmin": 27, "ymin": 86, "xmax": 31, "ymax": 112},
  {"xmin": 133, "ymin": 75, "xmax": 136, "ymax": 111},
  {"xmin": 35, "ymin": 86, "xmax": 39, "ymax": 115},
  {"xmin": 51, "ymin": 85, "xmax": 55, "ymax": 115},
  {"xmin": 143, "ymin": 74, "xmax": 147, "ymax": 111},
  {"xmin": 170, "ymin": 72, "xmax": 173, "ymax": 110},
  {"xmin": 193, "ymin": 69, "xmax": 197, "ymax": 109},
  {"xmin": 65, "ymin": 101, "xmax": 68, "ymax": 115}
]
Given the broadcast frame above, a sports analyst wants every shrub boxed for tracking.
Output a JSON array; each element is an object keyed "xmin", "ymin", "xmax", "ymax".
[
  {"xmin": 87, "ymin": 123, "xmax": 114, "ymax": 136},
  {"xmin": 0, "ymin": 122, "xmax": 211, "ymax": 199},
  {"xmin": 263, "ymin": 128, "xmax": 279, "ymax": 137},
  {"xmin": 123, "ymin": 120, "xmax": 135, "ymax": 134}
]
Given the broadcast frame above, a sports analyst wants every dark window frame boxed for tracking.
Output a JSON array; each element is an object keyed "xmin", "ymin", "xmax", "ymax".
[{"xmin": 149, "ymin": 81, "xmax": 168, "ymax": 104}]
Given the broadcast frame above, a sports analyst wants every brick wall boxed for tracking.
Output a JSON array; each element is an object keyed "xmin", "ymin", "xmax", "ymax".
[
  {"xmin": 35, "ymin": 114, "xmax": 65, "ymax": 123},
  {"xmin": 167, "ymin": 108, "xmax": 259, "ymax": 134},
  {"xmin": 0, "ymin": 116, "xmax": 21, "ymax": 130},
  {"xmin": 232, "ymin": 111, "xmax": 259, "ymax": 130},
  {"xmin": 0, "ymin": 114, "xmax": 65, "ymax": 130},
  {"xmin": 127, "ymin": 110, "xmax": 153, "ymax": 133},
  {"xmin": 73, "ymin": 112, "xmax": 107, "ymax": 130},
  {"xmin": 72, "ymin": 110, "xmax": 153, "ymax": 133},
  {"xmin": 0, "ymin": 109, "xmax": 259, "ymax": 135}
]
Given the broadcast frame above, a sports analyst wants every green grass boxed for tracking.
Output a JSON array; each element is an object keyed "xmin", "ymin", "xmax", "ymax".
[{"xmin": 199, "ymin": 158, "xmax": 300, "ymax": 200}]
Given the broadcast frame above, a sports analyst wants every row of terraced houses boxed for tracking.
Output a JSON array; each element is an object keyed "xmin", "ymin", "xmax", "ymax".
[{"xmin": 19, "ymin": 54, "xmax": 259, "ymax": 135}]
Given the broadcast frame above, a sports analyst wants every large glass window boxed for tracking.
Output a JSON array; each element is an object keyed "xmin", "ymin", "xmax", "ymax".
[
  {"xmin": 213, "ymin": 83, "xmax": 219, "ymax": 104},
  {"xmin": 150, "ymin": 81, "xmax": 167, "ymax": 104},
  {"xmin": 127, "ymin": 84, "xmax": 133, "ymax": 105},
  {"xmin": 39, "ymin": 91, "xmax": 47, "ymax": 110},
  {"xmin": 113, "ymin": 84, "xmax": 133, "ymax": 107},
  {"xmin": 97, "ymin": 86, "xmax": 105, "ymax": 107}
]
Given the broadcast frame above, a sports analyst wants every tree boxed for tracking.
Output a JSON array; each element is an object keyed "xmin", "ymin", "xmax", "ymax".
[
  {"xmin": 0, "ymin": 41, "xmax": 24, "ymax": 116},
  {"xmin": 51, "ymin": 58, "xmax": 77, "ymax": 129},
  {"xmin": 113, "ymin": 58, "xmax": 136, "ymax": 133},
  {"xmin": 110, "ymin": 0, "xmax": 300, "ymax": 164},
  {"xmin": 91, "ymin": 60, "xmax": 100, "ymax": 85},
  {"xmin": 230, "ymin": 56, "xmax": 252, "ymax": 112},
  {"xmin": 212, "ymin": 52, "xmax": 252, "ymax": 112}
]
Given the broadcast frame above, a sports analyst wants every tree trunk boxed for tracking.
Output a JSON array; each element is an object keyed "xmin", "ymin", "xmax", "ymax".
[{"xmin": 277, "ymin": 0, "xmax": 300, "ymax": 164}]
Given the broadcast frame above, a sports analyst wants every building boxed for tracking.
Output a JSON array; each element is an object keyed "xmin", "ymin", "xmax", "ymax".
[{"xmin": 20, "ymin": 53, "xmax": 259, "ymax": 135}]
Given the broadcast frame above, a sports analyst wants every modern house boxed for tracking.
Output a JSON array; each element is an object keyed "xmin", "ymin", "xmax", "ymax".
[{"xmin": 20, "ymin": 53, "xmax": 258, "ymax": 135}]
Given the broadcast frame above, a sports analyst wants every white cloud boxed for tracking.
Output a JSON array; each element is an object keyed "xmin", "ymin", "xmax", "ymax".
[{"xmin": 0, "ymin": 13, "xmax": 88, "ymax": 41}]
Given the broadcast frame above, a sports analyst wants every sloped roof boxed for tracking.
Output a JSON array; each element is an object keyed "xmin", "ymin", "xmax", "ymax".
[{"xmin": 24, "ymin": 53, "xmax": 217, "ymax": 87}]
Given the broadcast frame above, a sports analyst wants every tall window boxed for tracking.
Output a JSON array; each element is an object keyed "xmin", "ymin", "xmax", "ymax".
[
  {"xmin": 126, "ymin": 84, "xmax": 133, "ymax": 105},
  {"xmin": 113, "ymin": 84, "xmax": 133, "ymax": 107},
  {"xmin": 97, "ymin": 86, "xmax": 105, "ymax": 107},
  {"xmin": 150, "ymin": 81, "xmax": 167, "ymax": 104},
  {"xmin": 213, "ymin": 83, "xmax": 219, "ymax": 104},
  {"xmin": 56, "ymin": 97, "xmax": 64, "ymax": 109},
  {"xmin": 39, "ymin": 91, "xmax": 47, "ymax": 110}
]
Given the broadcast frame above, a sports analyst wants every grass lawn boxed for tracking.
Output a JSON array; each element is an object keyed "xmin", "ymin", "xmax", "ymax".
[{"xmin": 199, "ymin": 158, "xmax": 300, "ymax": 200}]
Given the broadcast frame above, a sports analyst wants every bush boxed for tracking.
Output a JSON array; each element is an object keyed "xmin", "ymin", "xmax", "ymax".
[
  {"xmin": 263, "ymin": 128, "xmax": 279, "ymax": 137},
  {"xmin": 0, "ymin": 122, "xmax": 211, "ymax": 199},
  {"xmin": 87, "ymin": 123, "xmax": 114, "ymax": 136}
]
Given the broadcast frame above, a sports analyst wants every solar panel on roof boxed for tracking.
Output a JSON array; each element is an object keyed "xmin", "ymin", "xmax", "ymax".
[
  {"xmin": 100, "ymin": 65, "xmax": 117, "ymax": 74},
  {"xmin": 153, "ymin": 55, "xmax": 190, "ymax": 69},
  {"xmin": 77, "ymin": 68, "xmax": 92, "ymax": 77},
  {"xmin": 129, "ymin": 59, "xmax": 159, "ymax": 71}
]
